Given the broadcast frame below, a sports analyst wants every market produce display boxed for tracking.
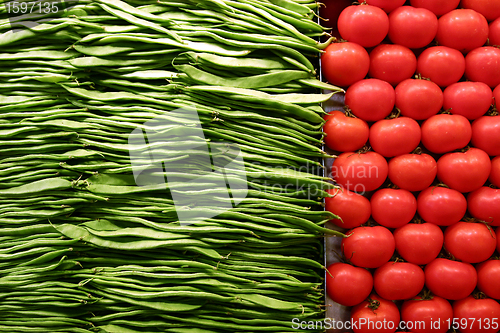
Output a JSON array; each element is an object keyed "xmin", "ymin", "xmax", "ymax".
[{"xmin": 322, "ymin": 0, "xmax": 500, "ymax": 332}]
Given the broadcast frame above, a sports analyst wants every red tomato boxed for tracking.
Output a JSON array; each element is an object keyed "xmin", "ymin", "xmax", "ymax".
[
  {"xmin": 320, "ymin": 0, "xmax": 353, "ymax": 30},
  {"xmin": 388, "ymin": 154, "xmax": 437, "ymax": 192},
  {"xmin": 490, "ymin": 17, "xmax": 500, "ymax": 46},
  {"xmin": 341, "ymin": 226, "xmax": 395, "ymax": 268},
  {"xmin": 321, "ymin": 42, "xmax": 370, "ymax": 87},
  {"xmin": 444, "ymin": 221, "xmax": 497, "ymax": 263},
  {"xmin": 436, "ymin": 9, "xmax": 489, "ymax": 53},
  {"xmin": 388, "ymin": 6, "xmax": 438, "ymax": 49},
  {"xmin": 443, "ymin": 82, "xmax": 493, "ymax": 120},
  {"xmin": 374, "ymin": 262, "xmax": 425, "ymax": 300},
  {"xmin": 324, "ymin": 111, "xmax": 369, "ymax": 152},
  {"xmin": 467, "ymin": 187, "xmax": 500, "ymax": 226},
  {"xmin": 476, "ymin": 260, "xmax": 500, "ymax": 299},
  {"xmin": 369, "ymin": 117, "xmax": 421, "ymax": 158},
  {"xmin": 417, "ymin": 46, "xmax": 466, "ymax": 87},
  {"xmin": 345, "ymin": 79, "xmax": 395, "ymax": 122},
  {"xmin": 394, "ymin": 223, "xmax": 444, "ymax": 265},
  {"xmin": 325, "ymin": 188, "xmax": 371, "ymax": 229},
  {"xmin": 351, "ymin": 293, "xmax": 400, "ymax": 333},
  {"xmin": 421, "ymin": 114, "xmax": 472, "ymax": 154},
  {"xmin": 465, "ymin": 47, "xmax": 500, "ymax": 88},
  {"xmin": 332, "ymin": 152, "xmax": 389, "ymax": 193},
  {"xmin": 494, "ymin": 84, "xmax": 500, "ymax": 107},
  {"xmin": 437, "ymin": 148, "xmax": 491, "ymax": 193},
  {"xmin": 417, "ymin": 187, "xmax": 467, "ymax": 226},
  {"xmin": 368, "ymin": 44, "xmax": 417, "ymax": 86},
  {"xmin": 326, "ymin": 263, "xmax": 373, "ymax": 306},
  {"xmin": 401, "ymin": 296, "xmax": 453, "ymax": 333},
  {"xmin": 425, "ymin": 258, "xmax": 477, "ymax": 300},
  {"xmin": 395, "ymin": 79, "xmax": 443, "ymax": 120},
  {"xmin": 472, "ymin": 115, "xmax": 500, "ymax": 156},
  {"xmin": 489, "ymin": 156, "xmax": 500, "ymax": 187},
  {"xmin": 461, "ymin": 0, "xmax": 500, "ymax": 22},
  {"xmin": 371, "ymin": 188, "xmax": 417, "ymax": 228},
  {"xmin": 409, "ymin": 0, "xmax": 460, "ymax": 17},
  {"xmin": 365, "ymin": 0, "xmax": 405, "ymax": 13},
  {"xmin": 338, "ymin": 5, "xmax": 389, "ymax": 47},
  {"xmin": 498, "ymin": 227, "xmax": 500, "ymax": 253},
  {"xmin": 453, "ymin": 296, "xmax": 500, "ymax": 333}
]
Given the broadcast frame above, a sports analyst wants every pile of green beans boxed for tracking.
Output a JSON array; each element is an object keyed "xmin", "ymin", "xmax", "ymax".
[{"xmin": 0, "ymin": 0, "xmax": 343, "ymax": 332}]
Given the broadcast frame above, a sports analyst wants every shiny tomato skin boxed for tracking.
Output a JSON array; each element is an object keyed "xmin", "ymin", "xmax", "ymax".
[
  {"xmin": 388, "ymin": 6, "xmax": 438, "ymax": 49},
  {"xmin": 467, "ymin": 187, "xmax": 500, "ymax": 226},
  {"xmin": 437, "ymin": 148, "xmax": 491, "ymax": 193},
  {"xmin": 436, "ymin": 9, "xmax": 489, "ymax": 53},
  {"xmin": 325, "ymin": 188, "xmax": 371, "ymax": 230},
  {"xmin": 410, "ymin": 0, "xmax": 460, "ymax": 17},
  {"xmin": 371, "ymin": 188, "xmax": 417, "ymax": 228},
  {"xmin": 351, "ymin": 293, "xmax": 400, "ymax": 333},
  {"xmin": 417, "ymin": 187, "xmax": 467, "ymax": 226},
  {"xmin": 444, "ymin": 221, "xmax": 497, "ymax": 263},
  {"xmin": 374, "ymin": 262, "xmax": 425, "ymax": 300},
  {"xmin": 443, "ymin": 82, "xmax": 493, "ymax": 120},
  {"xmin": 471, "ymin": 115, "xmax": 500, "ymax": 156},
  {"xmin": 338, "ymin": 5, "xmax": 389, "ymax": 47},
  {"xmin": 465, "ymin": 47, "xmax": 500, "ymax": 88},
  {"xmin": 490, "ymin": 17, "xmax": 500, "ymax": 46},
  {"xmin": 401, "ymin": 296, "xmax": 453, "ymax": 333},
  {"xmin": 332, "ymin": 152, "xmax": 389, "ymax": 193},
  {"xmin": 421, "ymin": 114, "xmax": 472, "ymax": 154},
  {"xmin": 321, "ymin": 42, "xmax": 370, "ymax": 87},
  {"xmin": 324, "ymin": 111, "xmax": 369, "ymax": 152},
  {"xmin": 369, "ymin": 44, "xmax": 417, "ymax": 86},
  {"xmin": 425, "ymin": 258, "xmax": 477, "ymax": 300},
  {"xmin": 476, "ymin": 260, "xmax": 500, "ymax": 299},
  {"xmin": 490, "ymin": 156, "xmax": 500, "ymax": 187},
  {"xmin": 461, "ymin": 0, "xmax": 500, "ymax": 22},
  {"xmin": 394, "ymin": 222, "xmax": 444, "ymax": 265},
  {"xmin": 395, "ymin": 79, "xmax": 443, "ymax": 120},
  {"xmin": 494, "ymin": 84, "xmax": 500, "ymax": 108},
  {"xmin": 369, "ymin": 117, "xmax": 421, "ymax": 158},
  {"xmin": 365, "ymin": 0, "xmax": 406, "ymax": 13},
  {"xmin": 326, "ymin": 263, "xmax": 373, "ymax": 306},
  {"xmin": 453, "ymin": 296, "xmax": 500, "ymax": 333},
  {"xmin": 417, "ymin": 46, "xmax": 466, "ymax": 87},
  {"xmin": 341, "ymin": 226, "xmax": 395, "ymax": 269},
  {"xmin": 345, "ymin": 79, "xmax": 395, "ymax": 122},
  {"xmin": 388, "ymin": 154, "xmax": 437, "ymax": 192}
]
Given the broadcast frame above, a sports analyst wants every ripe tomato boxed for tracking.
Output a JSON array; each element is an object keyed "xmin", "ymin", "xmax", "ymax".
[
  {"xmin": 351, "ymin": 293, "xmax": 400, "ymax": 333},
  {"xmin": 409, "ymin": 0, "xmax": 460, "ymax": 17},
  {"xmin": 461, "ymin": 0, "xmax": 500, "ymax": 22},
  {"xmin": 421, "ymin": 114, "xmax": 472, "ymax": 154},
  {"xmin": 490, "ymin": 17, "xmax": 500, "ymax": 46},
  {"xmin": 437, "ymin": 148, "xmax": 491, "ymax": 193},
  {"xmin": 371, "ymin": 188, "xmax": 417, "ymax": 228},
  {"xmin": 321, "ymin": 42, "xmax": 370, "ymax": 87},
  {"xmin": 498, "ymin": 227, "xmax": 500, "ymax": 253},
  {"xmin": 394, "ymin": 223, "xmax": 444, "ymax": 265},
  {"xmin": 325, "ymin": 188, "xmax": 371, "ymax": 230},
  {"xmin": 472, "ymin": 115, "xmax": 500, "ymax": 156},
  {"xmin": 425, "ymin": 258, "xmax": 477, "ymax": 300},
  {"xmin": 365, "ymin": 0, "xmax": 405, "ymax": 13},
  {"xmin": 401, "ymin": 296, "xmax": 453, "ymax": 333},
  {"xmin": 494, "ymin": 83, "xmax": 500, "ymax": 107},
  {"xmin": 395, "ymin": 79, "xmax": 443, "ymax": 120},
  {"xmin": 476, "ymin": 260, "xmax": 500, "ymax": 299},
  {"xmin": 443, "ymin": 82, "xmax": 493, "ymax": 120},
  {"xmin": 368, "ymin": 44, "xmax": 417, "ymax": 86},
  {"xmin": 465, "ymin": 47, "xmax": 500, "ymax": 88},
  {"xmin": 332, "ymin": 152, "xmax": 388, "ymax": 193},
  {"xmin": 444, "ymin": 221, "xmax": 497, "ymax": 263},
  {"xmin": 345, "ymin": 79, "xmax": 395, "ymax": 122},
  {"xmin": 467, "ymin": 187, "xmax": 500, "ymax": 226},
  {"xmin": 388, "ymin": 6, "xmax": 438, "ymax": 49},
  {"xmin": 369, "ymin": 117, "xmax": 421, "ymax": 157},
  {"xmin": 374, "ymin": 262, "xmax": 425, "ymax": 300},
  {"xmin": 324, "ymin": 111, "xmax": 369, "ymax": 152},
  {"xmin": 341, "ymin": 226, "xmax": 395, "ymax": 268},
  {"xmin": 489, "ymin": 156, "xmax": 500, "ymax": 187},
  {"xmin": 417, "ymin": 187, "xmax": 467, "ymax": 226},
  {"xmin": 326, "ymin": 263, "xmax": 373, "ymax": 306},
  {"xmin": 338, "ymin": 5, "xmax": 389, "ymax": 47},
  {"xmin": 417, "ymin": 46, "xmax": 466, "ymax": 87},
  {"xmin": 388, "ymin": 153, "xmax": 437, "ymax": 192},
  {"xmin": 436, "ymin": 9, "xmax": 489, "ymax": 53},
  {"xmin": 453, "ymin": 296, "xmax": 500, "ymax": 333}
]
